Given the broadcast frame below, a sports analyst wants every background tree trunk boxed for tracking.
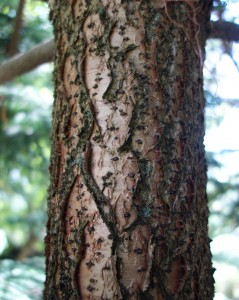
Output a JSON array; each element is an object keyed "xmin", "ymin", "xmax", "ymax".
[
  {"xmin": 7, "ymin": 0, "xmax": 25, "ymax": 56},
  {"xmin": 44, "ymin": 1, "xmax": 214, "ymax": 299}
]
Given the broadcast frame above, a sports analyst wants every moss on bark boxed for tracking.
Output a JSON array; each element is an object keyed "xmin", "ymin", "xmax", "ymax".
[{"xmin": 44, "ymin": 1, "xmax": 214, "ymax": 299}]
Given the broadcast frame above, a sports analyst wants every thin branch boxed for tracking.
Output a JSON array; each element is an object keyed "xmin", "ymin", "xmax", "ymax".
[
  {"xmin": 0, "ymin": 39, "xmax": 54, "ymax": 85},
  {"xmin": 209, "ymin": 20, "xmax": 239, "ymax": 42}
]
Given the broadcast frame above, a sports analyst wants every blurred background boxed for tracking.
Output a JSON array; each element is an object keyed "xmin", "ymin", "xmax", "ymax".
[{"xmin": 0, "ymin": 1, "xmax": 238, "ymax": 299}]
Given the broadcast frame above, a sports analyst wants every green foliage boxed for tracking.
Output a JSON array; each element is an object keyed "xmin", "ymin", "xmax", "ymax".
[
  {"xmin": 0, "ymin": 256, "xmax": 45, "ymax": 300},
  {"xmin": 0, "ymin": 0, "xmax": 53, "ymax": 258},
  {"xmin": 20, "ymin": 1, "xmax": 53, "ymax": 51},
  {"xmin": 0, "ymin": 1, "xmax": 17, "ymax": 57},
  {"xmin": 0, "ymin": 66, "xmax": 53, "ymax": 257},
  {"xmin": 0, "ymin": 0, "xmax": 238, "ymax": 299},
  {"xmin": 0, "ymin": 0, "xmax": 53, "ymax": 59}
]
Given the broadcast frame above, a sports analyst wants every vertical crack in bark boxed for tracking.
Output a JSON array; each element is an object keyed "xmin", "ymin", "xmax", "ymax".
[
  {"xmin": 78, "ymin": 10, "xmax": 119, "ymax": 247},
  {"xmin": 45, "ymin": 1, "xmax": 214, "ymax": 299},
  {"xmin": 76, "ymin": 7, "xmax": 124, "ymax": 299}
]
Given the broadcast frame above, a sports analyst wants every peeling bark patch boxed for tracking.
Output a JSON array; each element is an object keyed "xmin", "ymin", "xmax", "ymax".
[{"xmin": 45, "ymin": 0, "xmax": 214, "ymax": 299}]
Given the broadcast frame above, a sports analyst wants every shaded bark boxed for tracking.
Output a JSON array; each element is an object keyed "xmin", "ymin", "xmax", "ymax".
[{"xmin": 44, "ymin": 1, "xmax": 214, "ymax": 299}]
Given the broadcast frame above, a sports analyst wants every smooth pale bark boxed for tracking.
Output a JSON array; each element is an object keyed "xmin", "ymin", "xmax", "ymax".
[{"xmin": 44, "ymin": 1, "xmax": 214, "ymax": 299}]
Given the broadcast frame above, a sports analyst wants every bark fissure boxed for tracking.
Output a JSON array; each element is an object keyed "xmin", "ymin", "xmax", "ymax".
[{"xmin": 45, "ymin": 1, "xmax": 214, "ymax": 299}]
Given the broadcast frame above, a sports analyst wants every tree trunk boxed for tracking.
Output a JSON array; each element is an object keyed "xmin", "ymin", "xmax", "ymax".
[{"xmin": 44, "ymin": 1, "xmax": 214, "ymax": 299}]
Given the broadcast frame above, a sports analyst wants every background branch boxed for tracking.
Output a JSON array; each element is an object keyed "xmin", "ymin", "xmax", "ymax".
[
  {"xmin": 0, "ymin": 39, "xmax": 54, "ymax": 85},
  {"xmin": 7, "ymin": 0, "xmax": 25, "ymax": 56},
  {"xmin": 209, "ymin": 21, "xmax": 239, "ymax": 42}
]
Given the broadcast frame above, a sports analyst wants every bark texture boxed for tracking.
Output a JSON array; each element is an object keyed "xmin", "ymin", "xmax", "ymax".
[{"xmin": 44, "ymin": 1, "xmax": 214, "ymax": 299}]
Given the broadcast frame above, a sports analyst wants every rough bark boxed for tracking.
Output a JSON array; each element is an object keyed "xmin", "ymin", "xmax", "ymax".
[{"xmin": 44, "ymin": 1, "xmax": 214, "ymax": 299}]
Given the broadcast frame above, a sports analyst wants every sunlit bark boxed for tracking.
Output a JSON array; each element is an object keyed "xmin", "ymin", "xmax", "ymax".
[{"xmin": 44, "ymin": 1, "xmax": 214, "ymax": 299}]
